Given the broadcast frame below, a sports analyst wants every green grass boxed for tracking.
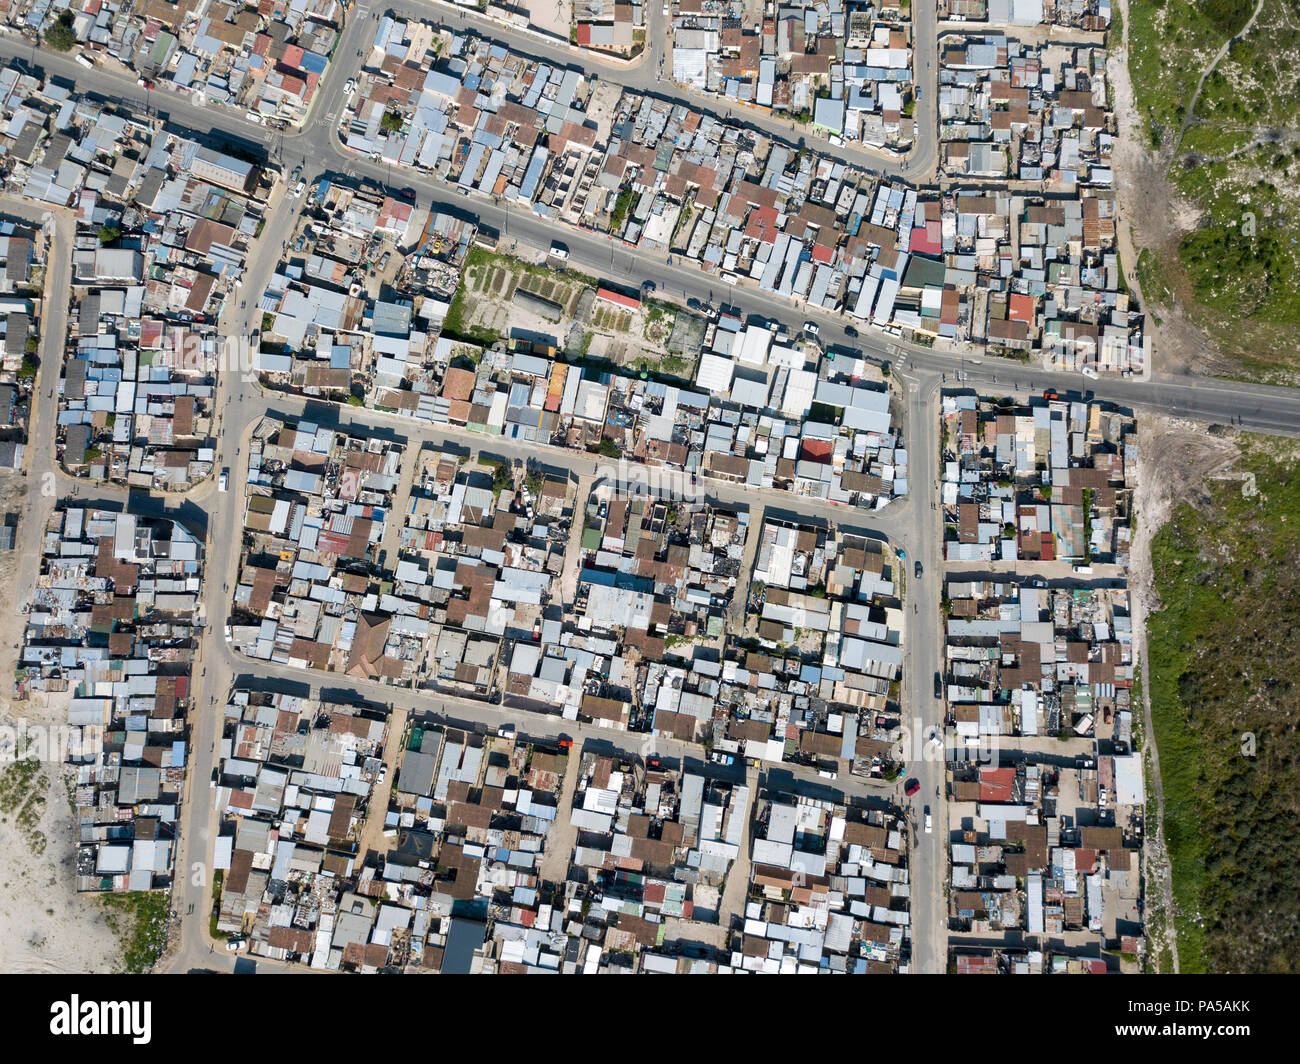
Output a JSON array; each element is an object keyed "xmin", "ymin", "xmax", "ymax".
[
  {"xmin": 0, "ymin": 756, "xmax": 48, "ymax": 853},
  {"xmin": 1135, "ymin": 249, "xmax": 1172, "ymax": 309},
  {"xmin": 1129, "ymin": 0, "xmax": 1258, "ymax": 150},
  {"xmin": 1146, "ymin": 437, "xmax": 1300, "ymax": 972},
  {"xmin": 1128, "ymin": 0, "xmax": 1300, "ymax": 379},
  {"xmin": 609, "ymin": 187, "xmax": 635, "ymax": 232},
  {"xmin": 100, "ymin": 891, "xmax": 171, "ymax": 973}
]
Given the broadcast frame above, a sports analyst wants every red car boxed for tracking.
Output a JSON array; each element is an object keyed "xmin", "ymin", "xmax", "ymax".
[{"xmin": 904, "ymin": 778, "xmax": 921, "ymax": 797}]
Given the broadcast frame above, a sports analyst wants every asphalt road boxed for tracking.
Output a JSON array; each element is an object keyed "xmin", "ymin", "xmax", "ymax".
[{"xmin": 3, "ymin": 11, "xmax": 1297, "ymax": 975}]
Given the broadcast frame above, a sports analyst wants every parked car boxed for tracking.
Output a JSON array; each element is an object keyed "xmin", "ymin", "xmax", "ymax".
[
  {"xmin": 344, "ymin": 78, "xmax": 356, "ymax": 96},
  {"xmin": 803, "ymin": 321, "xmax": 819, "ymax": 337},
  {"xmin": 914, "ymin": 560, "xmax": 922, "ymax": 579},
  {"xmin": 549, "ymin": 242, "xmax": 569, "ymax": 260},
  {"xmin": 934, "ymin": 672, "xmax": 943, "ymax": 699},
  {"xmin": 293, "ymin": 179, "xmax": 307, "ymax": 198},
  {"xmin": 497, "ymin": 722, "xmax": 516, "ymax": 738},
  {"xmin": 218, "ymin": 468, "xmax": 228, "ymax": 493},
  {"xmin": 225, "ymin": 938, "xmax": 245, "ymax": 953},
  {"xmin": 904, "ymin": 778, "xmax": 921, "ymax": 797}
]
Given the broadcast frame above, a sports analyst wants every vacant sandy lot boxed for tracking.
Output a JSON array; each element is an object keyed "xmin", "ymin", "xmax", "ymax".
[
  {"xmin": 530, "ymin": 0, "xmax": 573, "ymax": 41},
  {"xmin": 0, "ymin": 716, "xmax": 122, "ymax": 973}
]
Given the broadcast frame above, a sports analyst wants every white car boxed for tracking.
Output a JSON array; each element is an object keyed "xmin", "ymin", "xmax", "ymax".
[
  {"xmin": 1081, "ymin": 364, "xmax": 1098, "ymax": 379},
  {"xmin": 803, "ymin": 321, "xmax": 819, "ymax": 337},
  {"xmin": 549, "ymin": 242, "xmax": 569, "ymax": 261},
  {"xmin": 924, "ymin": 810, "xmax": 933, "ymax": 834},
  {"xmin": 292, "ymin": 179, "xmax": 307, "ymax": 198},
  {"xmin": 344, "ymin": 78, "xmax": 356, "ymax": 96},
  {"xmin": 245, "ymin": 110, "xmax": 263, "ymax": 125},
  {"xmin": 225, "ymin": 938, "xmax": 244, "ymax": 953},
  {"xmin": 497, "ymin": 723, "xmax": 516, "ymax": 738},
  {"xmin": 218, "ymin": 468, "xmax": 228, "ymax": 493}
]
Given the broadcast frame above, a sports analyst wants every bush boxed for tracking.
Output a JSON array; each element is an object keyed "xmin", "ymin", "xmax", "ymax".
[{"xmin": 44, "ymin": 12, "xmax": 76, "ymax": 51}]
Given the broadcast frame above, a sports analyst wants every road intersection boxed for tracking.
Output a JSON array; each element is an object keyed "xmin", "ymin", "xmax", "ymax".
[{"xmin": 2, "ymin": 8, "xmax": 1296, "ymax": 974}]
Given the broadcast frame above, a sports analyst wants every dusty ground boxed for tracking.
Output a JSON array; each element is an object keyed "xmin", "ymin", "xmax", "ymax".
[
  {"xmin": 530, "ymin": 0, "xmax": 573, "ymax": 40},
  {"xmin": 0, "ymin": 706, "xmax": 123, "ymax": 973}
]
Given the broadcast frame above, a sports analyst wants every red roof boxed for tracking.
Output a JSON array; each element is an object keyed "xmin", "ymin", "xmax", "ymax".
[
  {"xmin": 800, "ymin": 438, "xmax": 834, "ymax": 463},
  {"xmin": 809, "ymin": 242, "xmax": 834, "ymax": 264},
  {"xmin": 911, "ymin": 219, "xmax": 943, "ymax": 256},
  {"xmin": 1009, "ymin": 293, "xmax": 1036, "ymax": 324},
  {"xmin": 576, "ymin": 23, "xmax": 592, "ymax": 46},
  {"xmin": 745, "ymin": 205, "xmax": 780, "ymax": 243},
  {"xmin": 597, "ymin": 287, "xmax": 640, "ymax": 311},
  {"xmin": 978, "ymin": 766, "xmax": 1016, "ymax": 802}
]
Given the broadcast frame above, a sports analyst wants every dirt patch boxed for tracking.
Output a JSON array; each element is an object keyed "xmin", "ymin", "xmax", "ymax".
[
  {"xmin": 0, "ymin": 745, "xmax": 123, "ymax": 973},
  {"xmin": 1131, "ymin": 417, "xmax": 1240, "ymax": 615}
]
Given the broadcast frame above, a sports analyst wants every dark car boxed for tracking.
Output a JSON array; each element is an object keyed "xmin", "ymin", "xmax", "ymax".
[
  {"xmin": 398, "ymin": 187, "xmax": 417, "ymax": 201},
  {"xmin": 934, "ymin": 672, "xmax": 943, "ymax": 699},
  {"xmin": 914, "ymin": 560, "xmax": 922, "ymax": 579},
  {"xmin": 904, "ymin": 778, "xmax": 921, "ymax": 797},
  {"xmin": 844, "ymin": 325, "xmax": 859, "ymax": 338}
]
